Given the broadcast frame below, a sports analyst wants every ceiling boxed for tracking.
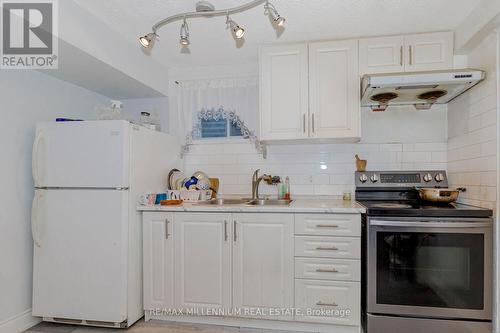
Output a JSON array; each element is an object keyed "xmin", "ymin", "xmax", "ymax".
[{"xmin": 75, "ymin": 0, "xmax": 481, "ymax": 68}]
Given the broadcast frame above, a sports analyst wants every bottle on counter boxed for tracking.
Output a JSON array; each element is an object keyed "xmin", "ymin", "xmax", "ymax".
[{"xmin": 284, "ymin": 176, "xmax": 290, "ymax": 200}]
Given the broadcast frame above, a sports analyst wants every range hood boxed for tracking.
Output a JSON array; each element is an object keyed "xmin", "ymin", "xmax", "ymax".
[{"xmin": 361, "ymin": 69, "xmax": 485, "ymax": 111}]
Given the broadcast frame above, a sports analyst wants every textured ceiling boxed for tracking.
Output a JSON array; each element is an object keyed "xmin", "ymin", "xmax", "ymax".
[{"xmin": 74, "ymin": 0, "xmax": 481, "ymax": 68}]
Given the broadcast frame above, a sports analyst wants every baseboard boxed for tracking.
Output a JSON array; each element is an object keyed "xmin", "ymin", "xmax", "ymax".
[
  {"xmin": 147, "ymin": 314, "xmax": 360, "ymax": 333},
  {"xmin": 0, "ymin": 309, "xmax": 41, "ymax": 333}
]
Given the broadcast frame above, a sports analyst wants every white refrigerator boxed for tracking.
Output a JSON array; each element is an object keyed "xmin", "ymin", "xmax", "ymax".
[{"xmin": 31, "ymin": 120, "xmax": 180, "ymax": 328}]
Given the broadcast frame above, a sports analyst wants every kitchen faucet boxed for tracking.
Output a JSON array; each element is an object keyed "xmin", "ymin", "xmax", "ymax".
[{"xmin": 252, "ymin": 169, "xmax": 279, "ymax": 199}]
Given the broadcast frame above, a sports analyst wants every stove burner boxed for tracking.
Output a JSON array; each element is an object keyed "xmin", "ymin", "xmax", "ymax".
[{"xmin": 372, "ymin": 203, "xmax": 413, "ymax": 209}]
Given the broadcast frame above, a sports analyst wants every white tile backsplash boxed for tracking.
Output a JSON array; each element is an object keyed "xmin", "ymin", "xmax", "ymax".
[
  {"xmin": 447, "ymin": 33, "xmax": 498, "ymax": 210},
  {"xmin": 184, "ymin": 141, "xmax": 447, "ymax": 196}
]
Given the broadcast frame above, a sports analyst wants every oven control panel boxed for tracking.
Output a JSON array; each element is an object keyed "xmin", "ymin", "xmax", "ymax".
[{"xmin": 355, "ymin": 170, "xmax": 448, "ymax": 187}]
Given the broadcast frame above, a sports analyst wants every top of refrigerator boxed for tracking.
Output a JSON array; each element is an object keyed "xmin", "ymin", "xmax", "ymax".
[{"xmin": 33, "ymin": 120, "xmax": 178, "ymax": 189}]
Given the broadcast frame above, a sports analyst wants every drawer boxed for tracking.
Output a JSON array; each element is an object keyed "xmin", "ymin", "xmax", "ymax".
[
  {"xmin": 295, "ymin": 214, "xmax": 361, "ymax": 237},
  {"xmin": 295, "ymin": 279, "xmax": 360, "ymax": 325},
  {"xmin": 295, "ymin": 236, "xmax": 361, "ymax": 259},
  {"xmin": 295, "ymin": 258, "xmax": 360, "ymax": 282}
]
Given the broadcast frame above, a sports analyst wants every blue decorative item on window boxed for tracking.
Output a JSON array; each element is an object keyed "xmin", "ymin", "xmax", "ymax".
[
  {"xmin": 182, "ymin": 106, "xmax": 266, "ymax": 158},
  {"xmin": 201, "ymin": 118, "xmax": 228, "ymax": 138}
]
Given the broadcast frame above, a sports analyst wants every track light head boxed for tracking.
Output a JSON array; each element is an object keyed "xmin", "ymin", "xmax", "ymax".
[
  {"xmin": 179, "ymin": 18, "xmax": 190, "ymax": 46},
  {"xmin": 139, "ymin": 32, "xmax": 157, "ymax": 48},
  {"xmin": 226, "ymin": 15, "xmax": 245, "ymax": 39},
  {"xmin": 265, "ymin": 2, "xmax": 285, "ymax": 27},
  {"xmin": 233, "ymin": 24, "xmax": 245, "ymax": 39}
]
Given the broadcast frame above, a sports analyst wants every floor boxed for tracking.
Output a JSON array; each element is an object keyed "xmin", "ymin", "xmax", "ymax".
[{"xmin": 24, "ymin": 320, "xmax": 298, "ymax": 333}]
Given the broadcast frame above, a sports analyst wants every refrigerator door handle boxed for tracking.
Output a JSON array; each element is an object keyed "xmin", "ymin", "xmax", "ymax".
[
  {"xmin": 31, "ymin": 191, "xmax": 42, "ymax": 247},
  {"xmin": 32, "ymin": 132, "xmax": 43, "ymax": 187}
]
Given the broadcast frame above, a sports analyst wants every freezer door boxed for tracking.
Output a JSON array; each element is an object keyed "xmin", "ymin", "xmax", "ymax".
[
  {"xmin": 33, "ymin": 121, "xmax": 130, "ymax": 188},
  {"xmin": 32, "ymin": 189, "xmax": 129, "ymax": 323}
]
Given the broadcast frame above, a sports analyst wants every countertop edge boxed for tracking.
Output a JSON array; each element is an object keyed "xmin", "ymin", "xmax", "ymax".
[{"xmin": 137, "ymin": 200, "xmax": 366, "ymax": 214}]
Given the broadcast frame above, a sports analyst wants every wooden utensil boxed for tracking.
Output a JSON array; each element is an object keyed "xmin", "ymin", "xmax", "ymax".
[
  {"xmin": 209, "ymin": 178, "xmax": 219, "ymax": 198},
  {"xmin": 355, "ymin": 155, "xmax": 367, "ymax": 172}
]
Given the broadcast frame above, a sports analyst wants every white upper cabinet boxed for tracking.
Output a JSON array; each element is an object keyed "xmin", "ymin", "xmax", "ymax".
[
  {"xmin": 405, "ymin": 32, "xmax": 454, "ymax": 72},
  {"xmin": 359, "ymin": 35, "xmax": 405, "ymax": 74},
  {"xmin": 359, "ymin": 31, "xmax": 454, "ymax": 75},
  {"xmin": 174, "ymin": 213, "xmax": 232, "ymax": 311},
  {"xmin": 309, "ymin": 40, "xmax": 360, "ymax": 139},
  {"xmin": 260, "ymin": 40, "xmax": 360, "ymax": 142},
  {"xmin": 232, "ymin": 213, "xmax": 294, "ymax": 320},
  {"xmin": 260, "ymin": 44, "xmax": 309, "ymax": 141}
]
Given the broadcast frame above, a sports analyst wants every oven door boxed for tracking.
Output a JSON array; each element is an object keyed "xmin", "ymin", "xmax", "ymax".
[{"xmin": 367, "ymin": 217, "xmax": 492, "ymax": 320}]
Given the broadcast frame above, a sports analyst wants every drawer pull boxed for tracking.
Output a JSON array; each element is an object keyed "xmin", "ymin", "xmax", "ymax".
[
  {"xmin": 316, "ymin": 301, "xmax": 338, "ymax": 307},
  {"xmin": 316, "ymin": 246, "xmax": 338, "ymax": 251},
  {"xmin": 316, "ymin": 268, "xmax": 338, "ymax": 273},
  {"xmin": 315, "ymin": 224, "xmax": 339, "ymax": 228}
]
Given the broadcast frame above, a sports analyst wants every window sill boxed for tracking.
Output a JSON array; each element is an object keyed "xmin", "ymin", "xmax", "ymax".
[{"xmin": 191, "ymin": 138, "xmax": 248, "ymax": 145}]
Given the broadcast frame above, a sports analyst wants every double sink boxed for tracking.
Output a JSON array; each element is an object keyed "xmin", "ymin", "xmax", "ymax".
[{"xmin": 196, "ymin": 198, "xmax": 293, "ymax": 206}]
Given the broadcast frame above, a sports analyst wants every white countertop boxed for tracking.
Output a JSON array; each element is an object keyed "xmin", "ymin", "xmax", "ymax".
[{"xmin": 138, "ymin": 198, "xmax": 365, "ymax": 214}]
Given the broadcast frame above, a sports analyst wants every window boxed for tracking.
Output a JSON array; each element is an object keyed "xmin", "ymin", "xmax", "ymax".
[{"xmin": 198, "ymin": 109, "xmax": 243, "ymax": 139}]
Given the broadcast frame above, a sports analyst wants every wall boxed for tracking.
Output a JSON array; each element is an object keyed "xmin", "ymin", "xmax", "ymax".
[
  {"xmin": 0, "ymin": 71, "xmax": 108, "ymax": 333},
  {"xmin": 184, "ymin": 107, "xmax": 448, "ymax": 196},
  {"xmin": 447, "ymin": 33, "xmax": 498, "ymax": 210}
]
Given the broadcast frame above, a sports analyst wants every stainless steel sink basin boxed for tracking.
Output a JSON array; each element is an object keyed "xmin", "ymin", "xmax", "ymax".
[
  {"xmin": 195, "ymin": 198, "xmax": 250, "ymax": 205},
  {"xmin": 245, "ymin": 199, "xmax": 293, "ymax": 206},
  {"xmin": 194, "ymin": 198, "xmax": 293, "ymax": 206}
]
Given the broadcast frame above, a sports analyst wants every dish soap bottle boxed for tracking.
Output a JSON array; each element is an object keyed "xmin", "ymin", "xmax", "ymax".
[{"xmin": 284, "ymin": 176, "xmax": 291, "ymax": 200}]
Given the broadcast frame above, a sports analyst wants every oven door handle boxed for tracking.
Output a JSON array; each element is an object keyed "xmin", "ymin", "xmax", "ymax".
[{"xmin": 370, "ymin": 220, "xmax": 492, "ymax": 228}]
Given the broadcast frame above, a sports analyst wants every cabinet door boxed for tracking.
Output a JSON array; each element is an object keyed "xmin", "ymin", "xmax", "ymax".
[
  {"xmin": 174, "ymin": 213, "xmax": 231, "ymax": 310},
  {"xmin": 260, "ymin": 44, "xmax": 309, "ymax": 141},
  {"xmin": 232, "ymin": 213, "xmax": 294, "ymax": 320},
  {"xmin": 143, "ymin": 212, "xmax": 174, "ymax": 311},
  {"xmin": 359, "ymin": 35, "xmax": 405, "ymax": 74},
  {"xmin": 309, "ymin": 40, "xmax": 360, "ymax": 139},
  {"xmin": 405, "ymin": 31, "xmax": 453, "ymax": 72}
]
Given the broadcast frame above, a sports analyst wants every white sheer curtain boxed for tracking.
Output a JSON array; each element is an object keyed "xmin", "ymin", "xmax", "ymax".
[{"xmin": 172, "ymin": 76, "xmax": 258, "ymax": 142}]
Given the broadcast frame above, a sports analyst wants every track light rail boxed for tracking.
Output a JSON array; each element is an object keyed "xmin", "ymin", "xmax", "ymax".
[{"xmin": 151, "ymin": 0, "xmax": 266, "ymax": 33}]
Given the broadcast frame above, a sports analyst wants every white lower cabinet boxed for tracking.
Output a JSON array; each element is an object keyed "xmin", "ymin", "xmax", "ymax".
[
  {"xmin": 295, "ymin": 258, "xmax": 361, "ymax": 282},
  {"xmin": 143, "ymin": 212, "xmax": 174, "ymax": 311},
  {"xmin": 174, "ymin": 213, "xmax": 231, "ymax": 310},
  {"xmin": 232, "ymin": 213, "xmax": 294, "ymax": 320},
  {"xmin": 142, "ymin": 211, "xmax": 361, "ymax": 330},
  {"xmin": 295, "ymin": 279, "xmax": 360, "ymax": 325}
]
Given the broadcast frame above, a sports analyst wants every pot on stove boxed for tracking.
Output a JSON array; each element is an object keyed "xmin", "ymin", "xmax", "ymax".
[{"xmin": 416, "ymin": 187, "xmax": 466, "ymax": 203}]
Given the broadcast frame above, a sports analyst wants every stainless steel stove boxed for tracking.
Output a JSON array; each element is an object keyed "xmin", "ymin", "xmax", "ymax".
[{"xmin": 355, "ymin": 170, "xmax": 493, "ymax": 333}]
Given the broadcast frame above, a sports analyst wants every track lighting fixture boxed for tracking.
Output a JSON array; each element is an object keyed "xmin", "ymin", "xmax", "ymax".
[
  {"xmin": 179, "ymin": 18, "xmax": 190, "ymax": 45},
  {"xmin": 264, "ymin": 1, "xmax": 285, "ymax": 27},
  {"xmin": 139, "ymin": 0, "xmax": 285, "ymax": 50},
  {"xmin": 226, "ymin": 14, "xmax": 245, "ymax": 39},
  {"xmin": 139, "ymin": 32, "xmax": 157, "ymax": 48}
]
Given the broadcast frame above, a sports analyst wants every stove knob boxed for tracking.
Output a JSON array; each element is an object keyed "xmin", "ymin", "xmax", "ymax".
[
  {"xmin": 370, "ymin": 174, "xmax": 379, "ymax": 183},
  {"xmin": 435, "ymin": 173, "xmax": 445, "ymax": 182},
  {"xmin": 423, "ymin": 173, "xmax": 433, "ymax": 182},
  {"xmin": 359, "ymin": 174, "xmax": 368, "ymax": 183}
]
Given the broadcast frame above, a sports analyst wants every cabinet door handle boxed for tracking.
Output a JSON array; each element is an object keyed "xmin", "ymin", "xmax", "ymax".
[
  {"xmin": 165, "ymin": 218, "xmax": 170, "ymax": 239},
  {"xmin": 400, "ymin": 45, "xmax": 403, "ymax": 66},
  {"xmin": 316, "ymin": 268, "xmax": 338, "ymax": 273},
  {"xmin": 409, "ymin": 45, "xmax": 413, "ymax": 65},
  {"xmin": 302, "ymin": 114, "xmax": 306, "ymax": 134},
  {"xmin": 316, "ymin": 301, "xmax": 338, "ymax": 307},
  {"xmin": 316, "ymin": 224, "xmax": 339, "ymax": 228},
  {"xmin": 233, "ymin": 220, "xmax": 237, "ymax": 242},
  {"xmin": 312, "ymin": 113, "xmax": 315, "ymax": 133},
  {"xmin": 316, "ymin": 246, "xmax": 338, "ymax": 251},
  {"xmin": 224, "ymin": 220, "xmax": 228, "ymax": 241}
]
